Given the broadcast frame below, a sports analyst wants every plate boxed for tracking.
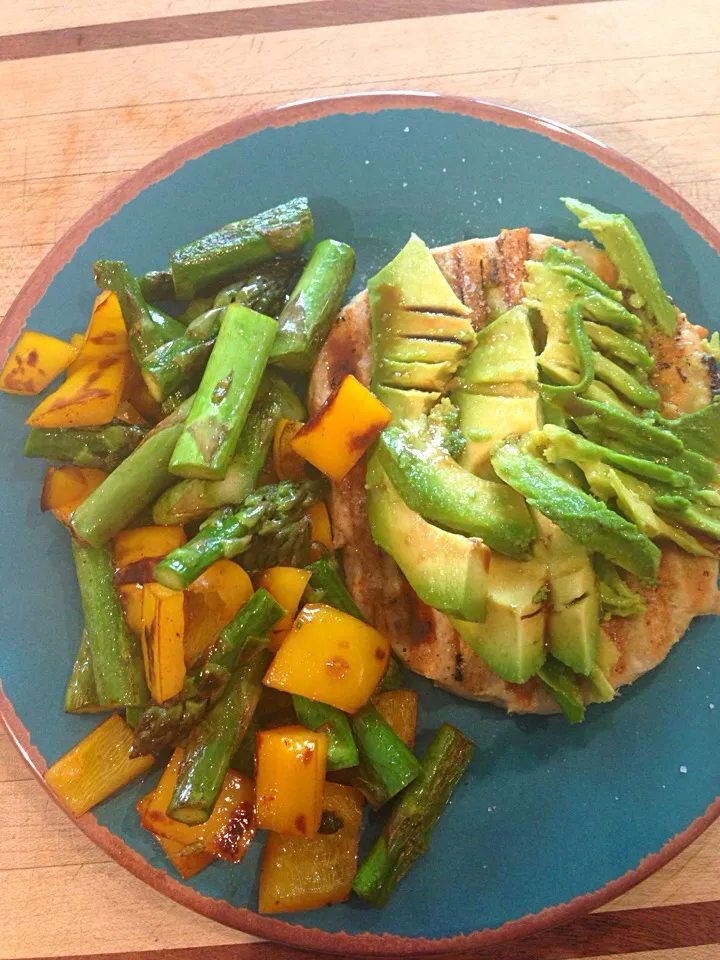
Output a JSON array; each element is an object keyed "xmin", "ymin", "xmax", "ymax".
[{"xmin": 2, "ymin": 93, "xmax": 720, "ymax": 956}]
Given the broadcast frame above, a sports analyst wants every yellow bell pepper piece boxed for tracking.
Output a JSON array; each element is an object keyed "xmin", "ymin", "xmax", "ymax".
[
  {"xmin": 372, "ymin": 689, "xmax": 419, "ymax": 750},
  {"xmin": 305, "ymin": 502, "xmax": 333, "ymax": 559},
  {"xmin": 137, "ymin": 792, "xmax": 215, "ymax": 880},
  {"xmin": 272, "ymin": 418, "xmax": 307, "ymax": 481},
  {"xmin": 183, "ymin": 559, "xmax": 253, "ymax": 666},
  {"xmin": 140, "ymin": 583, "xmax": 186, "ymax": 703},
  {"xmin": 202, "ymin": 769, "xmax": 257, "ymax": 863},
  {"xmin": 258, "ymin": 566, "xmax": 312, "ymax": 651},
  {"xmin": 263, "ymin": 604, "xmax": 390, "ymax": 713},
  {"xmin": 255, "ymin": 725, "xmax": 328, "ymax": 837},
  {"xmin": 113, "ymin": 525, "xmax": 187, "ymax": 584},
  {"xmin": 123, "ymin": 366, "xmax": 164, "ymax": 424},
  {"xmin": 118, "ymin": 582, "xmax": 143, "ymax": 638},
  {"xmin": 27, "ymin": 353, "xmax": 129, "ymax": 428},
  {"xmin": 0, "ymin": 330, "xmax": 78, "ymax": 395},
  {"xmin": 45, "ymin": 714, "xmax": 154, "ymax": 817},
  {"xmin": 291, "ymin": 375, "xmax": 392, "ymax": 481},
  {"xmin": 66, "ymin": 290, "xmax": 129, "ymax": 376},
  {"xmin": 258, "ymin": 781, "xmax": 364, "ymax": 913},
  {"xmin": 40, "ymin": 465, "xmax": 107, "ymax": 529},
  {"xmin": 142, "ymin": 748, "xmax": 206, "ymax": 847}
]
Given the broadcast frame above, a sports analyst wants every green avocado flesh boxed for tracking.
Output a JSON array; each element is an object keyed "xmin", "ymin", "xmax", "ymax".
[{"xmin": 367, "ymin": 458, "xmax": 489, "ymax": 621}]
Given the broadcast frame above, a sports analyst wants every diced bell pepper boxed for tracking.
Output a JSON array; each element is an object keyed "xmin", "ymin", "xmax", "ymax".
[
  {"xmin": 255, "ymin": 725, "xmax": 328, "ymax": 837},
  {"xmin": 183, "ymin": 559, "xmax": 254, "ymax": 666},
  {"xmin": 258, "ymin": 566, "xmax": 312, "ymax": 651},
  {"xmin": 40, "ymin": 465, "xmax": 107, "ymax": 528},
  {"xmin": 140, "ymin": 583, "xmax": 186, "ymax": 703},
  {"xmin": 113, "ymin": 525, "xmax": 187, "ymax": 584},
  {"xmin": 372, "ymin": 689, "xmax": 418, "ymax": 749},
  {"xmin": 272, "ymin": 418, "xmax": 307, "ymax": 480},
  {"xmin": 305, "ymin": 501, "xmax": 333, "ymax": 559},
  {"xmin": 27, "ymin": 354, "xmax": 130, "ymax": 428},
  {"xmin": 0, "ymin": 330, "xmax": 78, "ymax": 395}
]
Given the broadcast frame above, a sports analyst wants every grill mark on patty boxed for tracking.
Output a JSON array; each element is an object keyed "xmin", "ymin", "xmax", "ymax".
[{"xmin": 497, "ymin": 227, "xmax": 531, "ymax": 307}]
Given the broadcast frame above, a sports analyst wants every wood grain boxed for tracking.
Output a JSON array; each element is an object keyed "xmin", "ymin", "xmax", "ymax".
[{"xmin": 2, "ymin": 0, "xmax": 720, "ymax": 956}]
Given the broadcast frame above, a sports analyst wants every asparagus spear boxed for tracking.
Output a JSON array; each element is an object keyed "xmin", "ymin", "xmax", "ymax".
[
  {"xmin": 138, "ymin": 269, "xmax": 175, "ymax": 302},
  {"xmin": 239, "ymin": 515, "xmax": 312, "ymax": 576},
  {"xmin": 271, "ymin": 239, "xmax": 355, "ymax": 371},
  {"xmin": 352, "ymin": 723, "xmax": 475, "ymax": 906},
  {"xmin": 94, "ymin": 260, "xmax": 185, "ymax": 364},
  {"xmin": 153, "ymin": 374, "xmax": 305, "ymax": 525},
  {"xmin": 64, "ymin": 630, "xmax": 103, "ymax": 714},
  {"xmin": 131, "ymin": 588, "xmax": 284, "ymax": 756},
  {"xmin": 350, "ymin": 703, "xmax": 421, "ymax": 805},
  {"xmin": 141, "ymin": 316, "xmax": 220, "ymax": 403},
  {"xmin": 212, "ymin": 258, "xmax": 304, "ymax": 312},
  {"xmin": 167, "ymin": 643, "xmax": 270, "ymax": 824},
  {"xmin": 170, "ymin": 198, "xmax": 313, "ymax": 299},
  {"xmin": 177, "ymin": 297, "xmax": 215, "ymax": 325},
  {"xmin": 25, "ymin": 424, "xmax": 146, "ymax": 471},
  {"xmin": 154, "ymin": 479, "xmax": 321, "ymax": 590},
  {"xmin": 292, "ymin": 696, "xmax": 359, "ymax": 771},
  {"xmin": 169, "ymin": 305, "xmax": 277, "ymax": 479},
  {"xmin": 71, "ymin": 397, "xmax": 194, "ymax": 546},
  {"xmin": 72, "ymin": 540, "xmax": 148, "ymax": 709}
]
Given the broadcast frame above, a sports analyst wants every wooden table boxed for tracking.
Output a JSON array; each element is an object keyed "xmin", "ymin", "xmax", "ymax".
[{"xmin": 2, "ymin": 0, "xmax": 720, "ymax": 957}]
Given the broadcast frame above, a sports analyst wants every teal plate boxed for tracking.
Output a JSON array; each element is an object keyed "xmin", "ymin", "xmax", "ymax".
[{"xmin": 2, "ymin": 93, "xmax": 720, "ymax": 956}]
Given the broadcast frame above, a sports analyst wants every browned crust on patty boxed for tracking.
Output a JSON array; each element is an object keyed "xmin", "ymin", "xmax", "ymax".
[{"xmin": 308, "ymin": 233, "xmax": 720, "ymax": 713}]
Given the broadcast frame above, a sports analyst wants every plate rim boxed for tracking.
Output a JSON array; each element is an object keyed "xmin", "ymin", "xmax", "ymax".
[{"xmin": 2, "ymin": 90, "xmax": 720, "ymax": 956}]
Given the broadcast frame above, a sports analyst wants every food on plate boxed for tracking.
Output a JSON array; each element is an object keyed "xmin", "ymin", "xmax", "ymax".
[{"xmin": 4, "ymin": 194, "xmax": 718, "ymax": 911}]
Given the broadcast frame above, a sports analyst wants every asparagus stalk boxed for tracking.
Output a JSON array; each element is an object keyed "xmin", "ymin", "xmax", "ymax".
[
  {"xmin": 141, "ymin": 327, "xmax": 218, "ymax": 403},
  {"xmin": 292, "ymin": 695, "xmax": 359, "ymax": 771},
  {"xmin": 350, "ymin": 703, "xmax": 421, "ymax": 805},
  {"xmin": 177, "ymin": 297, "xmax": 215, "ymax": 325},
  {"xmin": 212, "ymin": 258, "xmax": 304, "ymax": 312},
  {"xmin": 170, "ymin": 198, "xmax": 313, "ymax": 299},
  {"xmin": 72, "ymin": 540, "xmax": 148, "ymax": 709},
  {"xmin": 239, "ymin": 515, "xmax": 312, "ymax": 576},
  {"xmin": 94, "ymin": 260, "xmax": 185, "ymax": 363},
  {"xmin": 167, "ymin": 644, "xmax": 270, "ymax": 824},
  {"xmin": 131, "ymin": 588, "xmax": 284, "ymax": 756},
  {"xmin": 271, "ymin": 239, "xmax": 355, "ymax": 371},
  {"xmin": 153, "ymin": 374, "xmax": 305, "ymax": 525},
  {"xmin": 154, "ymin": 479, "xmax": 321, "ymax": 590},
  {"xmin": 71, "ymin": 397, "xmax": 194, "ymax": 546},
  {"xmin": 305, "ymin": 558, "xmax": 407, "ymax": 691},
  {"xmin": 229, "ymin": 719, "xmax": 259, "ymax": 775},
  {"xmin": 169, "ymin": 305, "xmax": 277, "ymax": 479},
  {"xmin": 352, "ymin": 723, "xmax": 475, "ymax": 906},
  {"xmin": 64, "ymin": 630, "xmax": 103, "ymax": 714},
  {"xmin": 138, "ymin": 269, "xmax": 175, "ymax": 302},
  {"xmin": 25, "ymin": 424, "xmax": 146, "ymax": 471}
]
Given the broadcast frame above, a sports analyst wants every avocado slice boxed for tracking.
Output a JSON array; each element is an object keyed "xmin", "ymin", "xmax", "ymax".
[
  {"xmin": 541, "ymin": 519, "xmax": 600, "ymax": 676},
  {"xmin": 367, "ymin": 458, "xmax": 489, "ymax": 621},
  {"xmin": 454, "ymin": 393, "xmax": 540, "ymax": 474},
  {"xmin": 490, "ymin": 438, "xmax": 661, "ymax": 580},
  {"xmin": 377, "ymin": 418, "xmax": 536, "ymax": 560},
  {"xmin": 537, "ymin": 659, "xmax": 586, "ymax": 723},
  {"xmin": 451, "ymin": 548, "xmax": 548, "ymax": 684},
  {"xmin": 563, "ymin": 198, "xmax": 677, "ymax": 335},
  {"xmin": 452, "ymin": 305, "xmax": 539, "ymax": 393},
  {"xmin": 373, "ymin": 385, "xmax": 441, "ymax": 421},
  {"xmin": 654, "ymin": 401, "xmax": 720, "ymax": 459},
  {"xmin": 368, "ymin": 235, "xmax": 477, "ymax": 418}
]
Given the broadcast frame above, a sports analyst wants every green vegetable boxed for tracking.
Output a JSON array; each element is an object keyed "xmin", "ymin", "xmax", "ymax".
[
  {"xmin": 292, "ymin": 696, "xmax": 359, "ymax": 771},
  {"xmin": 593, "ymin": 555, "xmax": 646, "ymax": 620},
  {"xmin": 541, "ymin": 302, "xmax": 595, "ymax": 397},
  {"xmin": 542, "ymin": 244, "xmax": 623, "ymax": 302},
  {"xmin": 271, "ymin": 239, "xmax": 356, "ymax": 371},
  {"xmin": 72, "ymin": 540, "xmax": 148, "ymax": 709},
  {"xmin": 654, "ymin": 402, "xmax": 720, "ymax": 459},
  {"xmin": 71, "ymin": 397, "xmax": 194, "ymax": 546},
  {"xmin": 154, "ymin": 480, "xmax": 321, "ymax": 590},
  {"xmin": 153, "ymin": 375, "xmax": 304, "ymax": 525},
  {"xmin": 350, "ymin": 703, "xmax": 421, "ymax": 805},
  {"xmin": 138, "ymin": 270, "xmax": 175, "ymax": 302},
  {"xmin": 64, "ymin": 630, "xmax": 103, "ymax": 714},
  {"xmin": 592, "ymin": 353, "xmax": 659, "ymax": 409},
  {"xmin": 169, "ymin": 198, "xmax": 313, "ymax": 299},
  {"xmin": 563, "ymin": 198, "xmax": 678, "ymax": 335},
  {"xmin": 24, "ymin": 424, "xmax": 146, "ymax": 471},
  {"xmin": 93, "ymin": 260, "xmax": 185, "ymax": 363},
  {"xmin": 240, "ymin": 516, "xmax": 313, "ymax": 576},
  {"xmin": 167, "ymin": 644, "xmax": 270, "ymax": 824},
  {"xmin": 141, "ymin": 314, "xmax": 220, "ymax": 403},
  {"xmin": 537, "ymin": 658, "xmax": 586, "ymax": 723},
  {"xmin": 377, "ymin": 655, "xmax": 406, "ymax": 693},
  {"xmin": 131, "ymin": 588, "xmax": 283, "ymax": 756},
  {"xmin": 584, "ymin": 322, "xmax": 654, "ymax": 371},
  {"xmin": 352, "ymin": 723, "xmax": 475, "ymax": 907},
  {"xmin": 169, "ymin": 305, "xmax": 276, "ymax": 480},
  {"xmin": 490, "ymin": 439, "xmax": 661, "ymax": 580},
  {"xmin": 305, "ymin": 558, "xmax": 365, "ymax": 619},
  {"xmin": 213, "ymin": 258, "xmax": 305, "ymax": 313}
]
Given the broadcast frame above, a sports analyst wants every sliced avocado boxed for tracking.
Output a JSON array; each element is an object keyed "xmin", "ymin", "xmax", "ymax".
[
  {"xmin": 377, "ymin": 418, "xmax": 536, "ymax": 560},
  {"xmin": 537, "ymin": 658, "xmax": 586, "ymax": 723},
  {"xmin": 563, "ymin": 198, "xmax": 677, "ymax": 335},
  {"xmin": 451, "ymin": 547, "xmax": 547, "ymax": 684},
  {"xmin": 543, "ymin": 244, "xmax": 623, "ymax": 302},
  {"xmin": 593, "ymin": 555, "xmax": 646, "ymax": 620},
  {"xmin": 584, "ymin": 322, "xmax": 654, "ymax": 371},
  {"xmin": 384, "ymin": 337, "xmax": 467, "ymax": 364},
  {"xmin": 373, "ymin": 385, "xmax": 440, "ymax": 421},
  {"xmin": 452, "ymin": 305, "xmax": 539, "ymax": 393},
  {"xmin": 454, "ymin": 393, "xmax": 540, "ymax": 473},
  {"xmin": 367, "ymin": 458, "xmax": 489, "ymax": 621},
  {"xmin": 542, "ymin": 520, "xmax": 600, "ymax": 676},
  {"xmin": 376, "ymin": 358, "xmax": 458, "ymax": 392},
  {"xmin": 490, "ymin": 438, "xmax": 661, "ymax": 580},
  {"xmin": 654, "ymin": 401, "xmax": 720, "ymax": 459},
  {"xmin": 378, "ymin": 309, "xmax": 477, "ymax": 342},
  {"xmin": 369, "ymin": 233, "xmax": 471, "ymax": 315}
]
